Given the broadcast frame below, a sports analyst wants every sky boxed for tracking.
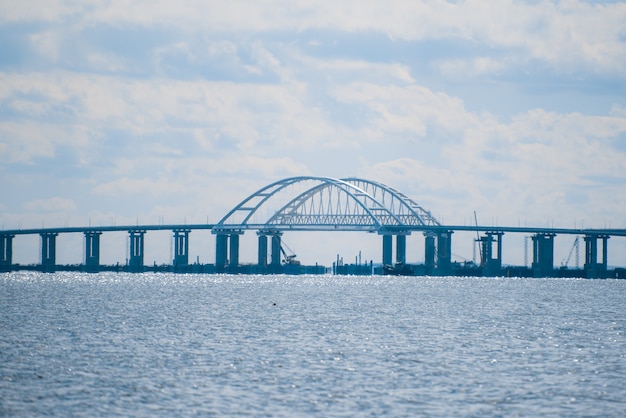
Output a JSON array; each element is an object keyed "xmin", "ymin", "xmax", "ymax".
[{"xmin": 1, "ymin": 0, "xmax": 626, "ymax": 268}]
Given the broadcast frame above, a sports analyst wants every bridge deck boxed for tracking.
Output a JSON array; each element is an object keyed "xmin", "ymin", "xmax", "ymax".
[{"xmin": 1, "ymin": 223, "xmax": 625, "ymax": 236}]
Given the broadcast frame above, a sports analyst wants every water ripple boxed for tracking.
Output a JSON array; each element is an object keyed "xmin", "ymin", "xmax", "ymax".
[{"xmin": 1, "ymin": 273, "xmax": 625, "ymax": 416}]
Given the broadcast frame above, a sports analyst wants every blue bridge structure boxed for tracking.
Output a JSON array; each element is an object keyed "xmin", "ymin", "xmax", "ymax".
[{"xmin": 1, "ymin": 176, "xmax": 624, "ymax": 278}]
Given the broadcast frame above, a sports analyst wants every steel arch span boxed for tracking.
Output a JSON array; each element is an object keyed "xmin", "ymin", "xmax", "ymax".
[{"xmin": 215, "ymin": 176, "xmax": 440, "ymax": 233}]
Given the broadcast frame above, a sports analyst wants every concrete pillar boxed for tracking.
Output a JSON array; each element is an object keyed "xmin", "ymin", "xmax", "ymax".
[
  {"xmin": 396, "ymin": 235, "xmax": 407, "ymax": 264},
  {"xmin": 496, "ymin": 233, "xmax": 503, "ymax": 267},
  {"xmin": 257, "ymin": 233, "xmax": 268, "ymax": 268},
  {"xmin": 0, "ymin": 234, "xmax": 14, "ymax": 271},
  {"xmin": 584, "ymin": 235, "xmax": 608, "ymax": 278},
  {"xmin": 436, "ymin": 231, "xmax": 453, "ymax": 275},
  {"xmin": 173, "ymin": 229, "xmax": 190, "ymax": 268},
  {"xmin": 270, "ymin": 233, "xmax": 282, "ymax": 267},
  {"xmin": 532, "ymin": 235, "xmax": 539, "ymax": 267},
  {"xmin": 40, "ymin": 232, "xmax": 58, "ymax": 272},
  {"xmin": 229, "ymin": 233, "xmax": 240, "ymax": 268},
  {"xmin": 532, "ymin": 233, "xmax": 554, "ymax": 277},
  {"xmin": 544, "ymin": 235, "xmax": 554, "ymax": 272},
  {"xmin": 532, "ymin": 235, "xmax": 541, "ymax": 275},
  {"xmin": 84, "ymin": 231, "xmax": 102, "ymax": 271},
  {"xmin": 601, "ymin": 236, "xmax": 609, "ymax": 272},
  {"xmin": 480, "ymin": 234, "xmax": 493, "ymax": 267},
  {"xmin": 481, "ymin": 232, "xmax": 503, "ymax": 275},
  {"xmin": 128, "ymin": 230, "xmax": 145, "ymax": 272},
  {"xmin": 382, "ymin": 234, "xmax": 393, "ymax": 265},
  {"xmin": 215, "ymin": 234, "xmax": 228, "ymax": 271},
  {"xmin": 424, "ymin": 233, "xmax": 436, "ymax": 270},
  {"xmin": 584, "ymin": 235, "xmax": 597, "ymax": 275}
]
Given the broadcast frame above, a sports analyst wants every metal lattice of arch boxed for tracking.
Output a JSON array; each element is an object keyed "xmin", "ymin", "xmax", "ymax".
[
  {"xmin": 215, "ymin": 176, "xmax": 440, "ymax": 233},
  {"xmin": 342, "ymin": 178, "xmax": 440, "ymax": 227}
]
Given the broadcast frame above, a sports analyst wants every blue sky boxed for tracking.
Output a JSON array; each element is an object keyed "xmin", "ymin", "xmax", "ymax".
[{"xmin": 1, "ymin": 0, "xmax": 626, "ymax": 267}]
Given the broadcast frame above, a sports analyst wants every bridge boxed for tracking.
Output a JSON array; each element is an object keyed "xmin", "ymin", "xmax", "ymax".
[{"xmin": 1, "ymin": 176, "xmax": 624, "ymax": 278}]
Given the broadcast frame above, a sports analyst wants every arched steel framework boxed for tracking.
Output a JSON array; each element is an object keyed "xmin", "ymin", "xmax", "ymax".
[
  {"xmin": 342, "ymin": 178, "xmax": 440, "ymax": 227},
  {"xmin": 215, "ymin": 176, "xmax": 440, "ymax": 233}
]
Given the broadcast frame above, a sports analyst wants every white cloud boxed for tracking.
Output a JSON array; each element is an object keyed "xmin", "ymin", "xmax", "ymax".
[
  {"xmin": 4, "ymin": 0, "xmax": 622, "ymax": 76},
  {"xmin": 0, "ymin": 124, "xmax": 62, "ymax": 163},
  {"xmin": 0, "ymin": 120, "xmax": 94, "ymax": 165},
  {"xmin": 436, "ymin": 57, "xmax": 508, "ymax": 79},
  {"xmin": 92, "ymin": 177, "xmax": 187, "ymax": 197},
  {"xmin": 2, "ymin": 64, "xmax": 624, "ymax": 225},
  {"xmin": 23, "ymin": 197, "xmax": 77, "ymax": 212},
  {"xmin": 334, "ymin": 82, "xmax": 626, "ymax": 228},
  {"xmin": 0, "ymin": 0, "xmax": 86, "ymax": 23},
  {"xmin": 610, "ymin": 104, "xmax": 626, "ymax": 118},
  {"xmin": 333, "ymin": 82, "xmax": 472, "ymax": 140},
  {"xmin": 85, "ymin": 51, "xmax": 129, "ymax": 73},
  {"xmin": 29, "ymin": 30, "xmax": 62, "ymax": 61},
  {"xmin": 363, "ymin": 158, "xmax": 457, "ymax": 193},
  {"xmin": 297, "ymin": 54, "xmax": 416, "ymax": 84}
]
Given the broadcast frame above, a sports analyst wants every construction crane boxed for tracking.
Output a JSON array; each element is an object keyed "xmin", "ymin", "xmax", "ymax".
[
  {"xmin": 560, "ymin": 237, "xmax": 580, "ymax": 269},
  {"xmin": 280, "ymin": 239, "xmax": 300, "ymax": 265}
]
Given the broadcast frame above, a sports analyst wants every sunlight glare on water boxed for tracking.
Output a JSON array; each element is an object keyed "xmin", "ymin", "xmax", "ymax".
[{"xmin": 1, "ymin": 272, "xmax": 625, "ymax": 416}]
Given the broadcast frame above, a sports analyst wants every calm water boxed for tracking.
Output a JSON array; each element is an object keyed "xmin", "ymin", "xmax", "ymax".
[{"xmin": 1, "ymin": 273, "xmax": 625, "ymax": 417}]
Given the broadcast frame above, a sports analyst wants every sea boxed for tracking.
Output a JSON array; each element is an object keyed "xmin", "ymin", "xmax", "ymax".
[{"xmin": 1, "ymin": 272, "xmax": 625, "ymax": 417}]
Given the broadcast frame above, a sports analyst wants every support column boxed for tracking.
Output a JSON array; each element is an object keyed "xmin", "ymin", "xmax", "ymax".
[
  {"xmin": 480, "ymin": 232, "xmax": 503, "ymax": 276},
  {"xmin": 396, "ymin": 235, "xmax": 407, "ymax": 264},
  {"xmin": 532, "ymin": 235, "xmax": 539, "ymax": 268},
  {"xmin": 40, "ymin": 232, "xmax": 58, "ymax": 272},
  {"xmin": 270, "ymin": 233, "xmax": 282, "ymax": 268},
  {"xmin": 257, "ymin": 233, "xmax": 268, "ymax": 268},
  {"xmin": 497, "ymin": 233, "xmax": 503, "ymax": 267},
  {"xmin": 601, "ymin": 236, "xmax": 609, "ymax": 273},
  {"xmin": 215, "ymin": 233, "xmax": 228, "ymax": 271},
  {"xmin": 532, "ymin": 233, "xmax": 555, "ymax": 277},
  {"xmin": 584, "ymin": 235, "xmax": 597, "ymax": 278},
  {"xmin": 480, "ymin": 234, "xmax": 493, "ymax": 267},
  {"xmin": 544, "ymin": 235, "xmax": 555, "ymax": 273},
  {"xmin": 436, "ymin": 231, "xmax": 453, "ymax": 275},
  {"xmin": 84, "ymin": 231, "xmax": 102, "ymax": 272},
  {"xmin": 173, "ymin": 229, "xmax": 190, "ymax": 270},
  {"xmin": 584, "ymin": 235, "xmax": 608, "ymax": 278},
  {"xmin": 424, "ymin": 233, "xmax": 436, "ymax": 271},
  {"xmin": 0, "ymin": 234, "xmax": 14, "ymax": 271},
  {"xmin": 229, "ymin": 233, "xmax": 240, "ymax": 269},
  {"xmin": 128, "ymin": 230, "xmax": 145, "ymax": 272},
  {"xmin": 382, "ymin": 234, "xmax": 393, "ymax": 266}
]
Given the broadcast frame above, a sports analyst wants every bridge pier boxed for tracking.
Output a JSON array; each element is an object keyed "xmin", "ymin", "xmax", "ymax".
[
  {"xmin": 1, "ymin": 234, "xmax": 14, "ymax": 272},
  {"xmin": 270, "ymin": 232, "xmax": 282, "ymax": 269},
  {"xmin": 424, "ymin": 233, "xmax": 436, "ymax": 273},
  {"xmin": 173, "ymin": 229, "xmax": 190, "ymax": 270},
  {"xmin": 436, "ymin": 231, "xmax": 453, "ymax": 275},
  {"xmin": 382, "ymin": 234, "xmax": 393, "ymax": 265},
  {"xmin": 214, "ymin": 231, "xmax": 242, "ymax": 272},
  {"xmin": 229, "ymin": 233, "xmax": 240, "ymax": 269},
  {"xmin": 257, "ymin": 233, "xmax": 268, "ymax": 268},
  {"xmin": 258, "ymin": 231, "xmax": 282, "ymax": 270},
  {"xmin": 532, "ymin": 233, "xmax": 555, "ymax": 277},
  {"xmin": 40, "ymin": 232, "xmax": 58, "ymax": 272},
  {"xmin": 396, "ymin": 234, "xmax": 407, "ymax": 264},
  {"xmin": 84, "ymin": 231, "xmax": 102, "ymax": 272},
  {"xmin": 602, "ymin": 236, "xmax": 609, "ymax": 275},
  {"xmin": 584, "ymin": 235, "xmax": 609, "ymax": 278},
  {"xmin": 128, "ymin": 230, "xmax": 145, "ymax": 272},
  {"xmin": 479, "ymin": 232, "xmax": 503, "ymax": 275},
  {"xmin": 215, "ymin": 233, "xmax": 228, "ymax": 272}
]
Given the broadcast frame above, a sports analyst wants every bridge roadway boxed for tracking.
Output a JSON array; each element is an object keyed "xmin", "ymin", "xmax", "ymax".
[
  {"xmin": 3, "ymin": 223, "xmax": 626, "ymax": 236},
  {"xmin": 1, "ymin": 223, "xmax": 624, "ymax": 278}
]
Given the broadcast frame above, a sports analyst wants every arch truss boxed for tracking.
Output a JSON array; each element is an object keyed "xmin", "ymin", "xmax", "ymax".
[{"xmin": 215, "ymin": 176, "xmax": 440, "ymax": 233}]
